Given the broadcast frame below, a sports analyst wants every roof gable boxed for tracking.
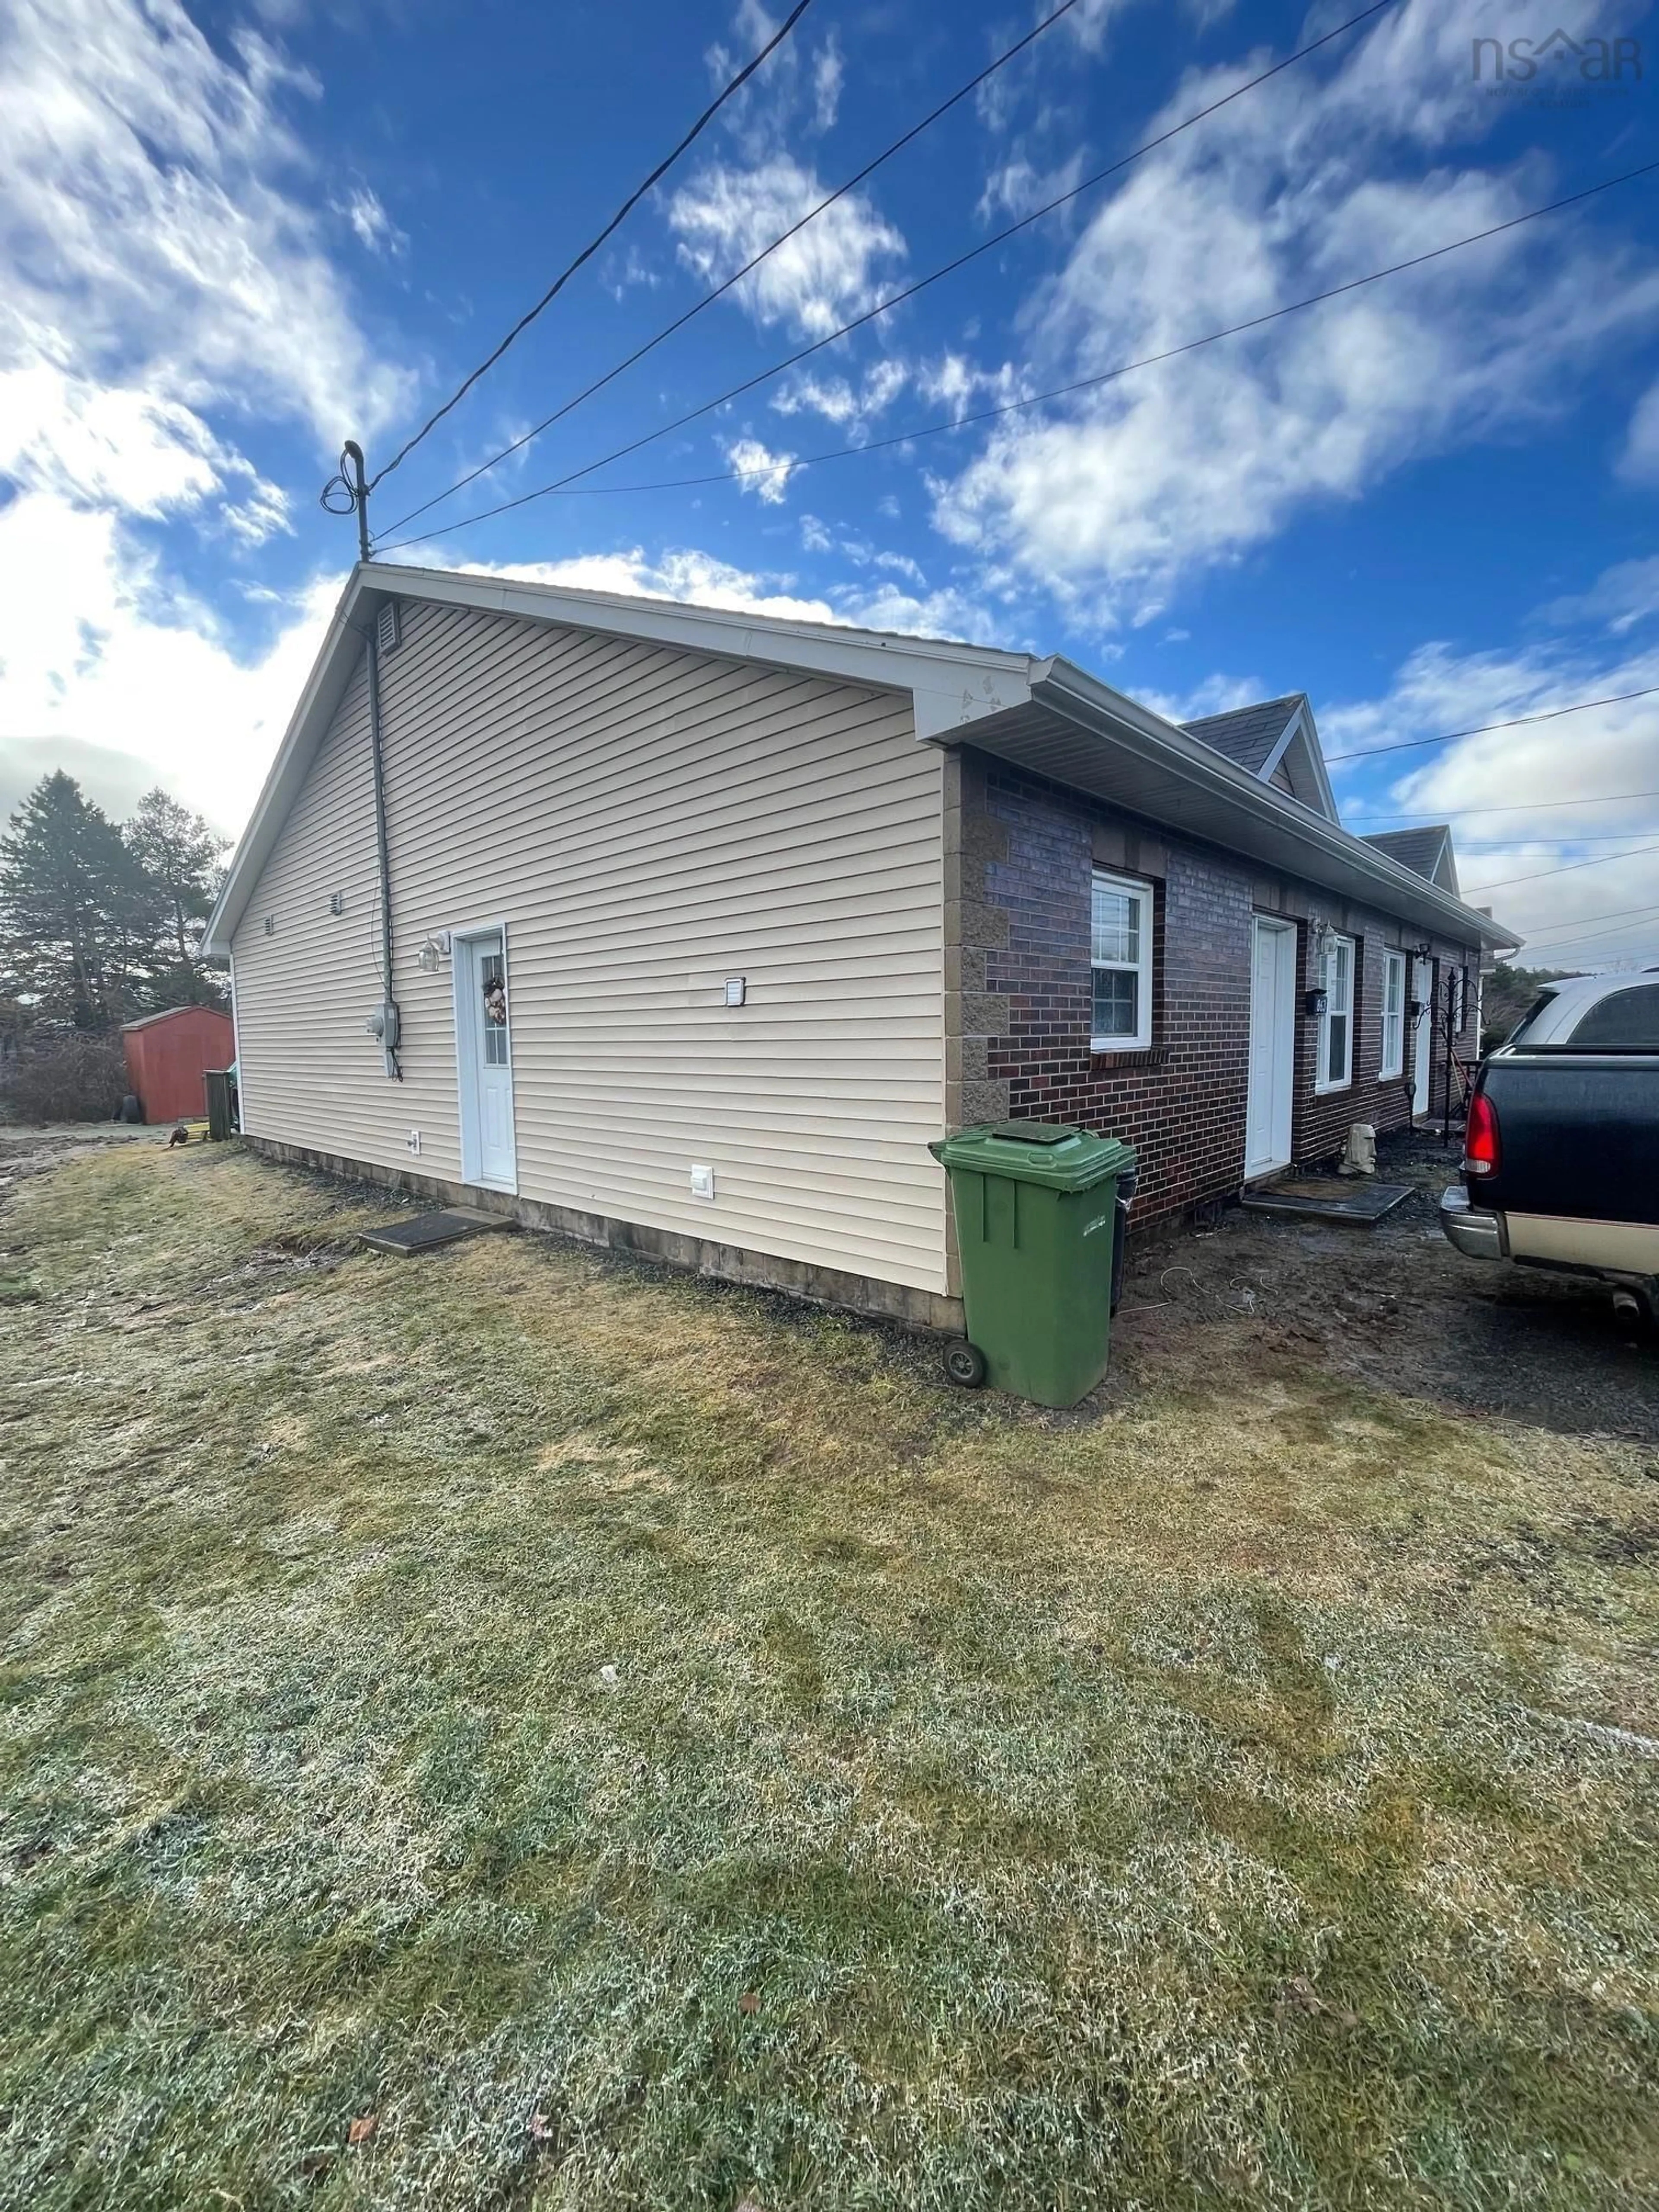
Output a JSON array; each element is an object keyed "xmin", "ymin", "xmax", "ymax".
[
  {"xmin": 1360, "ymin": 825, "xmax": 1460, "ymax": 895},
  {"xmin": 1180, "ymin": 693, "xmax": 1339, "ymax": 822},
  {"xmin": 205, "ymin": 562, "xmax": 1516, "ymax": 958}
]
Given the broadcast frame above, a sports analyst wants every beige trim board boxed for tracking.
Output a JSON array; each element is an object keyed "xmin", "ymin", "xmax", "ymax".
[{"xmin": 1506, "ymin": 1211, "xmax": 1659, "ymax": 1275}]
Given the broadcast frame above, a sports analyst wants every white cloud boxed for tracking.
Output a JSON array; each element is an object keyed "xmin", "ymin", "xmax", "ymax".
[
  {"xmin": 1320, "ymin": 572, "xmax": 1659, "ymax": 961},
  {"xmin": 770, "ymin": 356, "xmax": 909, "ymax": 434},
  {"xmin": 705, "ymin": 0, "xmax": 845, "ymax": 161},
  {"xmin": 1, "ymin": 0, "xmax": 410, "ymax": 448},
  {"xmin": 1619, "ymin": 378, "xmax": 1659, "ymax": 483},
  {"xmin": 812, "ymin": 37, "xmax": 843, "ymax": 132},
  {"xmin": 668, "ymin": 156, "xmax": 905, "ymax": 340},
  {"xmin": 0, "ymin": 0, "xmax": 417, "ymax": 836},
  {"xmin": 1541, "ymin": 558, "xmax": 1659, "ymax": 637},
  {"xmin": 1138, "ymin": 671, "xmax": 1268, "ymax": 723},
  {"xmin": 0, "ymin": 347, "xmax": 291, "ymax": 542},
  {"xmin": 799, "ymin": 513, "xmax": 834, "ymax": 553},
  {"xmin": 434, "ymin": 545, "xmax": 1004, "ymax": 650},
  {"xmin": 916, "ymin": 350, "xmax": 1020, "ymax": 422},
  {"xmin": 331, "ymin": 183, "xmax": 406, "ymax": 257},
  {"xmin": 445, "ymin": 546, "xmax": 842, "ymax": 626},
  {"xmin": 977, "ymin": 149, "xmax": 1087, "ymax": 226},
  {"xmin": 603, "ymin": 245, "xmax": 661, "ymax": 302},
  {"xmin": 0, "ymin": 493, "xmax": 340, "ymax": 833},
  {"xmin": 931, "ymin": 0, "xmax": 1659, "ymax": 622},
  {"xmin": 723, "ymin": 435, "xmax": 798, "ymax": 503}
]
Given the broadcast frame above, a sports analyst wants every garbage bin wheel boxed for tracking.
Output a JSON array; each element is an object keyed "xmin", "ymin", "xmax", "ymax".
[{"xmin": 944, "ymin": 1340, "xmax": 987, "ymax": 1389}]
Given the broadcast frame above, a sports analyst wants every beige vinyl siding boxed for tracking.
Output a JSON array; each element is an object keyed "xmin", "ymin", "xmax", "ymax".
[{"xmin": 231, "ymin": 598, "xmax": 948, "ymax": 1294}]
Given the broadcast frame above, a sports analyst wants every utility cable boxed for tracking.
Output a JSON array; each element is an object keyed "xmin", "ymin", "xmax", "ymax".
[
  {"xmin": 1518, "ymin": 904, "xmax": 1659, "ymax": 955},
  {"xmin": 377, "ymin": 0, "xmax": 1090, "ymax": 540},
  {"xmin": 374, "ymin": 0, "xmax": 1400, "ymax": 548},
  {"xmin": 1466, "ymin": 839, "xmax": 1659, "ymax": 894},
  {"xmin": 1454, "ymin": 833, "xmax": 1659, "ymax": 848},
  {"xmin": 365, "ymin": 0, "xmax": 817, "ymax": 490},
  {"xmin": 1325, "ymin": 683, "xmax": 1659, "ymax": 762},
  {"xmin": 1347, "ymin": 788, "xmax": 1659, "ymax": 821},
  {"xmin": 377, "ymin": 156, "xmax": 1659, "ymax": 553}
]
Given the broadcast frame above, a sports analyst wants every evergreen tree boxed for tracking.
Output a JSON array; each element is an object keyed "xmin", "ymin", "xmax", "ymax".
[
  {"xmin": 0, "ymin": 773, "xmax": 150, "ymax": 1029},
  {"xmin": 124, "ymin": 788, "xmax": 227, "ymax": 1007}
]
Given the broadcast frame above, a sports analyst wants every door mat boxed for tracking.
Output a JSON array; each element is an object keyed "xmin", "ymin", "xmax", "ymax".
[
  {"xmin": 1240, "ymin": 1178, "xmax": 1413, "ymax": 1225},
  {"xmin": 360, "ymin": 1208, "xmax": 512, "ymax": 1256}
]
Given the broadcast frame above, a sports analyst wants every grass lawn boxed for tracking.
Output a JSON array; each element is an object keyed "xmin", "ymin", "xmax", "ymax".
[{"xmin": 0, "ymin": 1139, "xmax": 1655, "ymax": 2210}]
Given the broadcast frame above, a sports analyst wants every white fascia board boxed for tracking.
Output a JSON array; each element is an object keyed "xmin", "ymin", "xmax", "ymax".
[
  {"xmin": 1027, "ymin": 657, "xmax": 1522, "ymax": 953},
  {"xmin": 204, "ymin": 561, "xmax": 1032, "ymax": 954}
]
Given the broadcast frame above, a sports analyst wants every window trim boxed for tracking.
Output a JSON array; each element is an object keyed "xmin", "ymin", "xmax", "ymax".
[
  {"xmin": 1379, "ymin": 948, "xmax": 1406, "ymax": 1080},
  {"xmin": 1089, "ymin": 868, "xmax": 1154, "ymax": 1054},
  {"xmin": 1314, "ymin": 931, "xmax": 1355, "ymax": 1094}
]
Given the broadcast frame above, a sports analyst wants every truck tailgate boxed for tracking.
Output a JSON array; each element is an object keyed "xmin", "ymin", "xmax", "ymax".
[{"xmin": 1481, "ymin": 1058, "xmax": 1659, "ymax": 1227}]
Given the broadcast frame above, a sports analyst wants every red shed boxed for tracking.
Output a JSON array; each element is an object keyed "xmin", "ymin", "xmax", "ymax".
[{"xmin": 121, "ymin": 1005, "xmax": 235, "ymax": 1125}]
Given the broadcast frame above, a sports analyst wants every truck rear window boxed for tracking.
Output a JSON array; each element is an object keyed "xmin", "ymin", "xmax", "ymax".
[{"xmin": 1565, "ymin": 983, "xmax": 1659, "ymax": 1049}]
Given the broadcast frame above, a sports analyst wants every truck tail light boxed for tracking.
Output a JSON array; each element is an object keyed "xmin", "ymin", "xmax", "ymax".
[{"xmin": 1465, "ymin": 1090, "xmax": 1500, "ymax": 1178}]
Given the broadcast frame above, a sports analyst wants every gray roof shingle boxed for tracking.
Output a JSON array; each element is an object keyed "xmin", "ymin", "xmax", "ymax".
[
  {"xmin": 1360, "ymin": 826, "xmax": 1451, "ymax": 881},
  {"xmin": 1179, "ymin": 693, "xmax": 1304, "ymax": 773}
]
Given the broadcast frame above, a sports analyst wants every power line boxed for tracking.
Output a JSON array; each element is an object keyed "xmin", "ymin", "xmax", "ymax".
[
  {"xmin": 1455, "ymin": 833, "xmax": 1659, "ymax": 848},
  {"xmin": 1347, "ymin": 788, "xmax": 1659, "ymax": 821},
  {"xmin": 377, "ymin": 153, "xmax": 1659, "ymax": 553},
  {"xmin": 378, "ymin": 0, "xmax": 1090, "ymax": 541},
  {"xmin": 364, "ymin": 0, "xmax": 817, "ymax": 492},
  {"xmin": 1325, "ymin": 683, "xmax": 1659, "ymax": 763},
  {"xmin": 375, "ymin": 0, "xmax": 1401, "ymax": 551},
  {"xmin": 1516, "ymin": 904, "xmax": 1659, "ymax": 954},
  {"xmin": 1465, "ymin": 839, "xmax": 1659, "ymax": 894}
]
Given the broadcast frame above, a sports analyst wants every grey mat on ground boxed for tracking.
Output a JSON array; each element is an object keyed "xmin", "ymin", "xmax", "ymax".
[{"xmin": 359, "ymin": 1209, "xmax": 512, "ymax": 1255}]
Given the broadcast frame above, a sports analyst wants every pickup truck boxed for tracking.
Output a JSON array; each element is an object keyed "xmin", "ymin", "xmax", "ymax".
[{"xmin": 1441, "ymin": 970, "xmax": 1659, "ymax": 1330}]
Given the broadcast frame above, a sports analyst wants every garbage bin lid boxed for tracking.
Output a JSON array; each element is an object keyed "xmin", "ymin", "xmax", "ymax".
[{"xmin": 929, "ymin": 1121, "xmax": 1136, "ymax": 1192}]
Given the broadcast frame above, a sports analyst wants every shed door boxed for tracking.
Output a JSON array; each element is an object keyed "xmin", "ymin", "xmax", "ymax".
[{"xmin": 456, "ymin": 930, "xmax": 518, "ymax": 1192}]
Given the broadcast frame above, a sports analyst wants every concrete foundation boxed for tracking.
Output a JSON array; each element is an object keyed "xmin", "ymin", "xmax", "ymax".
[{"xmin": 245, "ymin": 1136, "xmax": 965, "ymax": 1333}]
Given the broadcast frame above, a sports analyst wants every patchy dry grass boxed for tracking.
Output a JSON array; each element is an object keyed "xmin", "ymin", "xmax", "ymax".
[{"xmin": 0, "ymin": 1141, "xmax": 1655, "ymax": 2211}]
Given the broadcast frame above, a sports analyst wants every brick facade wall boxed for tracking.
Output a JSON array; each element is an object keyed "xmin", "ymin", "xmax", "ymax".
[{"xmin": 944, "ymin": 748, "xmax": 1481, "ymax": 1232}]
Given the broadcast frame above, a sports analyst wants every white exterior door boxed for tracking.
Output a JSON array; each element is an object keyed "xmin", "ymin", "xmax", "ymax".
[
  {"xmin": 456, "ymin": 928, "xmax": 517, "ymax": 1191},
  {"xmin": 1245, "ymin": 918, "xmax": 1297, "ymax": 1180},
  {"xmin": 1411, "ymin": 957, "xmax": 1433, "ymax": 1118}
]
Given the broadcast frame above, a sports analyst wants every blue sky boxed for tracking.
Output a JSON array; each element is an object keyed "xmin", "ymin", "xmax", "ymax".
[{"xmin": 1, "ymin": 0, "xmax": 1656, "ymax": 967}]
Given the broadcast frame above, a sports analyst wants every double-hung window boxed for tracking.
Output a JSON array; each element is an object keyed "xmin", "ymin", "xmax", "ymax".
[
  {"xmin": 1316, "ymin": 933, "xmax": 1354, "ymax": 1091},
  {"xmin": 1090, "ymin": 870, "xmax": 1154, "ymax": 1051},
  {"xmin": 1380, "ymin": 950, "xmax": 1405, "ymax": 1079}
]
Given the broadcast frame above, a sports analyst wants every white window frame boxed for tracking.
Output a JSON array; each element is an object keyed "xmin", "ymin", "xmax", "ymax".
[
  {"xmin": 1315, "ymin": 932, "xmax": 1354, "ymax": 1093},
  {"xmin": 1380, "ymin": 950, "xmax": 1406, "ymax": 1080},
  {"xmin": 1090, "ymin": 868, "xmax": 1154, "ymax": 1053}
]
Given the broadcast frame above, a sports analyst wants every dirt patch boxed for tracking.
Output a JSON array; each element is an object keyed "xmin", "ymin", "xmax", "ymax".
[{"xmin": 1115, "ymin": 1127, "xmax": 1659, "ymax": 1446}]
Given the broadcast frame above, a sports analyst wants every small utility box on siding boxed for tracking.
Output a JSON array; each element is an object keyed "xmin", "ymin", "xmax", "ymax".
[{"xmin": 121, "ymin": 1005, "xmax": 235, "ymax": 1125}]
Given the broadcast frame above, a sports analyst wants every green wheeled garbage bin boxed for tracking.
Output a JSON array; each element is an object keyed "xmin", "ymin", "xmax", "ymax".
[
  {"xmin": 929, "ymin": 1122, "xmax": 1136, "ymax": 1408},
  {"xmin": 203, "ymin": 1068, "xmax": 234, "ymax": 1142}
]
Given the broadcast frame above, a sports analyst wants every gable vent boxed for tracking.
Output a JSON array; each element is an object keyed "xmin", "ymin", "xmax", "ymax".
[{"xmin": 376, "ymin": 600, "xmax": 401, "ymax": 655}]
